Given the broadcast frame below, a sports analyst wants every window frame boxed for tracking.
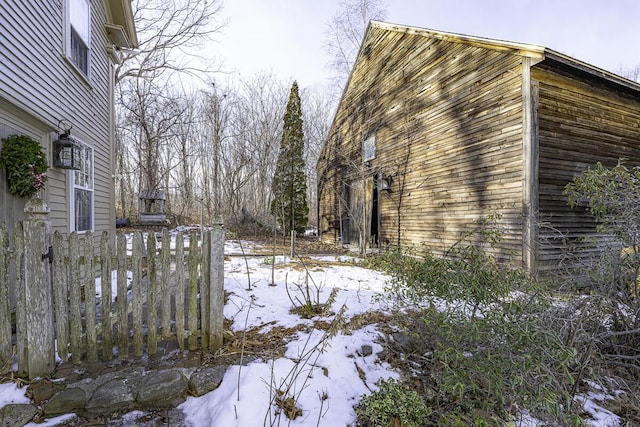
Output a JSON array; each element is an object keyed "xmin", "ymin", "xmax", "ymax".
[
  {"xmin": 64, "ymin": 0, "xmax": 91, "ymax": 78},
  {"xmin": 69, "ymin": 139, "xmax": 94, "ymax": 233},
  {"xmin": 363, "ymin": 134, "xmax": 376, "ymax": 163}
]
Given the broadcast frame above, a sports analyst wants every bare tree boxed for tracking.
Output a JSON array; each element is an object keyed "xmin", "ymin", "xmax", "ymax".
[
  {"xmin": 301, "ymin": 88, "xmax": 333, "ymax": 228},
  {"xmin": 166, "ymin": 95, "xmax": 201, "ymax": 223},
  {"xmin": 222, "ymin": 75, "xmax": 288, "ymax": 225},
  {"xmin": 115, "ymin": 0, "xmax": 225, "ymax": 84},
  {"xmin": 114, "ymin": 0, "xmax": 225, "ymax": 221},
  {"xmin": 617, "ymin": 64, "xmax": 640, "ymax": 83},
  {"xmin": 198, "ymin": 84, "xmax": 231, "ymax": 221},
  {"xmin": 324, "ymin": 0, "xmax": 387, "ymax": 92},
  {"xmin": 114, "ymin": 92, "xmax": 139, "ymax": 218}
]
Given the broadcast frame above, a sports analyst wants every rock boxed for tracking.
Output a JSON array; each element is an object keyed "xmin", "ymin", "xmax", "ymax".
[
  {"xmin": 64, "ymin": 377, "xmax": 99, "ymax": 398},
  {"xmin": 28, "ymin": 379, "xmax": 62, "ymax": 403},
  {"xmin": 0, "ymin": 403, "xmax": 38, "ymax": 427},
  {"xmin": 86, "ymin": 379, "xmax": 136, "ymax": 415},
  {"xmin": 390, "ymin": 331, "xmax": 423, "ymax": 353},
  {"xmin": 240, "ymin": 355, "xmax": 259, "ymax": 366},
  {"xmin": 44, "ymin": 387, "xmax": 87, "ymax": 416},
  {"xmin": 92, "ymin": 367, "xmax": 146, "ymax": 389},
  {"xmin": 136, "ymin": 369, "xmax": 188, "ymax": 408},
  {"xmin": 189, "ymin": 365, "xmax": 227, "ymax": 396},
  {"xmin": 66, "ymin": 367, "xmax": 145, "ymax": 398},
  {"xmin": 391, "ymin": 332, "xmax": 410, "ymax": 350},
  {"xmin": 108, "ymin": 408, "xmax": 188, "ymax": 427},
  {"xmin": 361, "ymin": 345, "xmax": 373, "ymax": 357}
]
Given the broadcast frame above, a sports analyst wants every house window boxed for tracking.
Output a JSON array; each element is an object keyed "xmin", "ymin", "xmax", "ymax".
[
  {"xmin": 66, "ymin": 0, "xmax": 90, "ymax": 76},
  {"xmin": 70, "ymin": 142, "xmax": 93, "ymax": 232},
  {"xmin": 363, "ymin": 135, "xmax": 376, "ymax": 162}
]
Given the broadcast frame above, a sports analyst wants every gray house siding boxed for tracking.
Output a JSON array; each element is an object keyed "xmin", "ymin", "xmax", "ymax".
[
  {"xmin": 0, "ymin": 0, "xmax": 121, "ymax": 235},
  {"xmin": 0, "ymin": 101, "xmax": 51, "ymax": 227}
]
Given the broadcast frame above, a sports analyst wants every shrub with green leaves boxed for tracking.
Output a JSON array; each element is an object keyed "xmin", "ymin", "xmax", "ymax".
[
  {"xmin": 371, "ymin": 215, "xmax": 582, "ymax": 425},
  {"xmin": 375, "ymin": 214, "xmax": 530, "ymax": 315},
  {"xmin": 563, "ymin": 160, "xmax": 640, "ymax": 376},
  {"xmin": 0, "ymin": 134, "xmax": 48, "ymax": 198},
  {"xmin": 564, "ymin": 161, "xmax": 640, "ymax": 297},
  {"xmin": 356, "ymin": 378, "xmax": 430, "ymax": 427}
]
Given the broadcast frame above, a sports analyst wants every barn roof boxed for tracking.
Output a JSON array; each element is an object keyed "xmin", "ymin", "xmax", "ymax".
[{"xmin": 361, "ymin": 21, "xmax": 640, "ymax": 96}]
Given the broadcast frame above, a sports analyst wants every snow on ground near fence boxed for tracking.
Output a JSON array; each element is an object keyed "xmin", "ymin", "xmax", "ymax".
[
  {"xmin": 0, "ymin": 235, "xmax": 625, "ymax": 426},
  {"xmin": 177, "ymin": 251, "xmax": 398, "ymax": 426}
]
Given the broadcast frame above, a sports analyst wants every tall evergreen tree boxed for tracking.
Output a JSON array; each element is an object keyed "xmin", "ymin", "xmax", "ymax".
[{"xmin": 271, "ymin": 81, "xmax": 308, "ymax": 234}]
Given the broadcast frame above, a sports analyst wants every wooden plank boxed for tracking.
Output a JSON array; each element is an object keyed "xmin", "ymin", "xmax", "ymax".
[
  {"xmin": 160, "ymin": 229, "xmax": 171, "ymax": 339},
  {"xmin": 131, "ymin": 232, "xmax": 143, "ymax": 357},
  {"xmin": 84, "ymin": 232, "xmax": 97, "ymax": 362},
  {"xmin": 0, "ymin": 224, "xmax": 11, "ymax": 372},
  {"xmin": 52, "ymin": 231, "xmax": 69, "ymax": 363},
  {"xmin": 209, "ymin": 222, "xmax": 225, "ymax": 351},
  {"xmin": 522, "ymin": 57, "xmax": 539, "ymax": 272},
  {"xmin": 13, "ymin": 224, "xmax": 27, "ymax": 376},
  {"xmin": 146, "ymin": 233, "xmax": 158, "ymax": 355},
  {"xmin": 68, "ymin": 233, "xmax": 83, "ymax": 364},
  {"xmin": 20, "ymin": 205, "xmax": 56, "ymax": 378},
  {"xmin": 116, "ymin": 232, "xmax": 128, "ymax": 358},
  {"xmin": 200, "ymin": 231, "xmax": 210, "ymax": 350},
  {"xmin": 175, "ymin": 232, "xmax": 185, "ymax": 350},
  {"xmin": 100, "ymin": 231, "xmax": 113, "ymax": 361},
  {"xmin": 187, "ymin": 233, "xmax": 198, "ymax": 351}
]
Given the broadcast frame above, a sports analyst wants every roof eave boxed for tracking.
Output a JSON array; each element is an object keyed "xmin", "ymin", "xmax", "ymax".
[
  {"xmin": 542, "ymin": 49, "xmax": 640, "ymax": 94},
  {"xmin": 370, "ymin": 21, "xmax": 546, "ymax": 60},
  {"xmin": 104, "ymin": 0, "xmax": 139, "ymax": 48}
]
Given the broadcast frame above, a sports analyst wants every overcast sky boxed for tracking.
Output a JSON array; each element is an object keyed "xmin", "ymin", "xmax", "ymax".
[{"xmin": 212, "ymin": 0, "xmax": 640, "ymax": 88}]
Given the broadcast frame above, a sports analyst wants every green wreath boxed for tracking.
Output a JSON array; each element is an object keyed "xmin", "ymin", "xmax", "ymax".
[{"xmin": 0, "ymin": 134, "xmax": 48, "ymax": 198}]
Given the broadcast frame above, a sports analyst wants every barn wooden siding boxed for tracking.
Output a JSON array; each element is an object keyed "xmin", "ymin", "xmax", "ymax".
[
  {"xmin": 0, "ymin": 0, "xmax": 117, "ymax": 235},
  {"xmin": 319, "ymin": 24, "xmax": 534, "ymax": 264},
  {"xmin": 319, "ymin": 22, "xmax": 640, "ymax": 273},
  {"xmin": 533, "ymin": 63, "xmax": 640, "ymax": 271}
]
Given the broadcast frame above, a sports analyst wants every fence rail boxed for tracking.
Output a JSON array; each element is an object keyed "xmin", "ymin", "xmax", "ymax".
[{"xmin": 0, "ymin": 201, "xmax": 224, "ymax": 379}]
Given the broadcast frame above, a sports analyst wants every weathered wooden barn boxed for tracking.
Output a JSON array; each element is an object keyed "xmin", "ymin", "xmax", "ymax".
[{"xmin": 317, "ymin": 21, "xmax": 640, "ymax": 273}]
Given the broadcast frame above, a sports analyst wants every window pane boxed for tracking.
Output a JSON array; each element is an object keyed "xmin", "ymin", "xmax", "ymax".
[
  {"xmin": 70, "ymin": 27, "xmax": 88, "ymax": 74},
  {"xmin": 74, "ymin": 167, "xmax": 85, "ymax": 188},
  {"xmin": 73, "ymin": 145, "xmax": 93, "ymax": 189},
  {"xmin": 84, "ymin": 148, "xmax": 93, "ymax": 186},
  {"xmin": 363, "ymin": 135, "xmax": 376, "ymax": 162},
  {"xmin": 70, "ymin": 0, "xmax": 89, "ymax": 43},
  {"xmin": 72, "ymin": 143, "xmax": 93, "ymax": 232},
  {"xmin": 75, "ymin": 188, "xmax": 92, "ymax": 231}
]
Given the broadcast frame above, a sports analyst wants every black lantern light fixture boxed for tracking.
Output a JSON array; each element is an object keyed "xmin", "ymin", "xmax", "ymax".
[
  {"xmin": 380, "ymin": 174, "xmax": 392, "ymax": 192},
  {"xmin": 53, "ymin": 119, "xmax": 81, "ymax": 170}
]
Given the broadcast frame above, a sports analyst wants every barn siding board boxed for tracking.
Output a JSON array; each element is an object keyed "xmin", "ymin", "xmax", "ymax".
[
  {"xmin": 533, "ymin": 64, "xmax": 640, "ymax": 270},
  {"xmin": 318, "ymin": 21, "xmax": 640, "ymax": 274}
]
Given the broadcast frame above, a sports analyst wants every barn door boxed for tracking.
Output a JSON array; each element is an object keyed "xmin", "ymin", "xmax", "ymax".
[
  {"xmin": 344, "ymin": 177, "xmax": 373, "ymax": 250},
  {"xmin": 370, "ymin": 175, "xmax": 379, "ymax": 247}
]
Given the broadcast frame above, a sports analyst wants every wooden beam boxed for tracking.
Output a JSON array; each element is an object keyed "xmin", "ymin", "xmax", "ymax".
[{"xmin": 522, "ymin": 57, "xmax": 539, "ymax": 273}]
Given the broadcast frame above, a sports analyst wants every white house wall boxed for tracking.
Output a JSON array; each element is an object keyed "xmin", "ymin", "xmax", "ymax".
[{"xmin": 0, "ymin": 0, "xmax": 116, "ymax": 235}]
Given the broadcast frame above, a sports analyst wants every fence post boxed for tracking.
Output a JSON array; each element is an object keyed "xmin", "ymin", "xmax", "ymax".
[
  {"xmin": 208, "ymin": 217, "xmax": 225, "ymax": 351},
  {"xmin": 19, "ymin": 198, "xmax": 55, "ymax": 379},
  {"xmin": 0, "ymin": 224, "xmax": 11, "ymax": 374}
]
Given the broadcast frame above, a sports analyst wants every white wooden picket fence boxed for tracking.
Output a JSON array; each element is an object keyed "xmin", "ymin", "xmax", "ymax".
[{"xmin": 0, "ymin": 199, "xmax": 224, "ymax": 379}]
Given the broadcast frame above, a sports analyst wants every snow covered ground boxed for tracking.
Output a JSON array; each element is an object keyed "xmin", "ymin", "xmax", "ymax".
[{"xmin": 0, "ymin": 238, "xmax": 625, "ymax": 426}]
